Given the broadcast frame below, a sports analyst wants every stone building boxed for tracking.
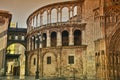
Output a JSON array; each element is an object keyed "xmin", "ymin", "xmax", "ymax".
[
  {"xmin": 0, "ymin": 10, "xmax": 11, "ymax": 76},
  {"xmin": 6, "ymin": 27, "xmax": 27, "ymax": 76},
  {"xmin": 26, "ymin": 0, "xmax": 120, "ymax": 79}
]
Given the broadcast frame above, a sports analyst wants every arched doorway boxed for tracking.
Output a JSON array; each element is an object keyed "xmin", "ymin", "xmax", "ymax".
[
  {"xmin": 6, "ymin": 43, "xmax": 26, "ymax": 76},
  {"xmin": 108, "ymin": 28, "xmax": 120, "ymax": 80}
]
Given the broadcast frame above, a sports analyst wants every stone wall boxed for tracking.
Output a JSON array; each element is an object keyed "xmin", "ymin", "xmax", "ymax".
[
  {"xmin": 28, "ymin": 46, "xmax": 87, "ymax": 79},
  {"xmin": 0, "ymin": 10, "xmax": 11, "ymax": 76}
]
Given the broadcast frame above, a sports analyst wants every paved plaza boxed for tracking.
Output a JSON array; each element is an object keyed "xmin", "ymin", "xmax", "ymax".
[{"xmin": 0, "ymin": 76, "xmax": 35, "ymax": 80}]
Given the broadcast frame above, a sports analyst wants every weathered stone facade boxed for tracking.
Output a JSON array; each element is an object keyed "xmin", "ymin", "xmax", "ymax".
[
  {"xmin": 26, "ymin": 0, "xmax": 120, "ymax": 79},
  {"xmin": 0, "ymin": 10, "xmax": 11, "ymax": 76}
]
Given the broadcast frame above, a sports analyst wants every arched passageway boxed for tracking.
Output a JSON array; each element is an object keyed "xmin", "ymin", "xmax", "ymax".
[{"xmin": 6, "ymin": 43, "xmax": 26, "ymax": 76}]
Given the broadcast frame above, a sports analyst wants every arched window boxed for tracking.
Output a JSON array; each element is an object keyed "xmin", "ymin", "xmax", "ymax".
[
  {"xmin": 42, "ymin": 33, "xmax": 47, "ymax": 48},
  {"xmin": 51, "ymin": 32, "xmax": 57, "ymax": 47},
  {"xmin": 62, "ymin": 31, "xmax": 69, "ymax": 46},
  {"xmin": 51, "ymin": 9, "xmax": 57, "ymax": 23},
  {"xmin": 43, "ymin": 11, "xmax": 47, "ymax": 25},
  {"xmin": 62, "ymin": 7, "xmax": 69, "ymax": 22},
  {"xmin": 74, "ymin": 30, "xmax": 81, "ymax": 46}
]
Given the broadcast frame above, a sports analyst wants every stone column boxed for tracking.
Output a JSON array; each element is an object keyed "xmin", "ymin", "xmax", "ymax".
[
  {"xmin": 35, "ymin": 37, "xmax": 37, "ymax": 49},
  {"xmin": 39, "ymin": 13, "xmax": 41, "ymax": 26},
  {"xmin": 57, "ymin": 31, "xmax": 62, "ymax": 46},
  {"xmin": 25, "ymin": 51, "xmax": 28, "ymax": 76},
  {"xmin": 57, "ymin": 9, "xmax": 61, "ymax": 25},
  {"xmin": 31, "ymin": 17, "xmax": 33, "ymax": 26},
  {"xmin": 40, "ymin": 15, "xmax": 43, "ymax": 26},
  {"xmin": 28, "ymin": 38, "xmax": 31, "ymax": 51},
  {"xmin": 72, "ymin": 9, "xmax": 74, "ymax": 17},
  {"xmin": 69, "ymin": 27, "xmax": 74, "ymax": 45},
  {"xmin": 68, "ymin": 9, "xmax": 70, "ymax": 21},
  {"xmin": 30, "ymin": 38, "xmax": 32, "ymax": 51},
  {"xmin": 47, "ymin": 30, "xmax": 50, "ymax": 47},
  {"xmin": 36, "ymin": 14, "xmax": 38, "ymax": 27},
  {"xmin": 60, "ymin": 9, "xmax": 62, "ymax": 22},
  {"xmin": 77, "ymin": 3, "xmax": 82, "ymax": 22},
  {"xmin": 82, "ymin": 30, "xmax": 86, "ymax": 45},
  {"xmin": 47, "ymin": 11, "xmax": 49, "ymax": 24},
  {"xmin": 33, "ymin": 16, "xmax": 35, "ymax": 28},
  {"xmin": 49, "ymin": 11, "xmax": 51, "ymax": 24},
  {"xmin": 57, "ymin": 9, "xmax": 59, "ymax": 23},
  {"xmin": 32, "ymin": 37, "xmax": 35, "ymax": 50}
]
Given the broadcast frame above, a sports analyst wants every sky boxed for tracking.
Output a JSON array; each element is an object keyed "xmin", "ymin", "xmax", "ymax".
[{"xmin": 0, "ymin": 0, "xmax": 72, "ymax": 28}]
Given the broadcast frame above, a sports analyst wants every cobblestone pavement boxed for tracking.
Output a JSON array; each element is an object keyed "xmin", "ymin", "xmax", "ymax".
[{"xmin": 0, "ymin": 76, "xmax": 35, "ymax": 80}]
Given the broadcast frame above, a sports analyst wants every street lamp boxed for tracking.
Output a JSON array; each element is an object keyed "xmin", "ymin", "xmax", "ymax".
[
  {"xmin": 35, "ymin": 33, "xmax": 44, "ymax": 80},
  {"xmin": 35, "ymin": 33, "xmax": 40, "ymax": 80}
]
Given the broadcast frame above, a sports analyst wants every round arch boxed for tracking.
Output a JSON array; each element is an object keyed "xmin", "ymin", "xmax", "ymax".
[
  {"xmin": 6, "ymin": 43, "xmax": 26, "ymax": 76},
  {"xmin": 42, "ymin": 52, "xmax": 57, "ymax": 77},
  {"xmin": 7, "ymin": 42, "xmax": 26, "ymax": 49},
  {"xmin": 51, "ymin": 31, "xmax": 57, "ymax": 47},
  {"xmin": 74, "ymin": 30, "xmax": 82, "ymax": 46},
  {"xmin": 62, "ymin": 30, "xmax": 69, "ymax": 46}
]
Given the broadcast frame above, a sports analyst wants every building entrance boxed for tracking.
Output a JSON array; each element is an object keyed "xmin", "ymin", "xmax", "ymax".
[{"xmin": 6, "ymin": 43, "xmax": 25, "ymax": 76}]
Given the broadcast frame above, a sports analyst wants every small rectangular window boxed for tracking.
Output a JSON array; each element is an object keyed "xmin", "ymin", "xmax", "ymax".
[
  {"xmin": 33, "ymin": 58, "xmax": 36, "ymax": 65},
  {"xmin": 9, "ymin": 35, "xmax": 12, "ymax": 40},
  {"xmin": 21, "ymin": 36, "xmax": 25, "ymax": 40},
  {"xmin": 68, "ymin": 56, "xmax": 74, "ymax": 64},
  {"xmin": 15, "ymin": 35, "xmax": 18, "ymax": 40},
  {"xmin": 47, "ymin": 56, "xmax": 51, "ymax": 64}
]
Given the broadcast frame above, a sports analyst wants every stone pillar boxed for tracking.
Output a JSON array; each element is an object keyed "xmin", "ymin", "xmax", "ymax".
[
  {"xmin": 33, "ymin": 16, "xmax": 35, "ymax": 27},
  {"xmin": 30, "ymin": 38, "xmax": 32, "ymax": 51},
  {"xmin": 58, "ymin": 47, "xmax": 62, "ymax": 77},
  {"xmin": 57, "ymin": 9, "xmax": 61, "ymax": 23},
  {"xmin": 35, "ymin": 37, "xmax": 37, "ymax": 49},
  {"xmin": 69, "ymin": 9, "xmax": 70, "ymax": 21},
  {"xmin": 39, "ymin": 13, "xmax": 41, "ymax": 26},
  {"xmin": 47, "ymin": 30, "xmax": 50, "ymax": 47},
  {"xmin": 77, "ymin": 3, "xmax": 82, "ymax": 22},
  {"xmin": 28, "ymin": 38, "xmax": 31, "ymax": 51},
  {"xmin": 60, "ymin": 9, "xmax": 62, "ymax": 22},
  {"xmin": 57, "ymin": 31, "xmax": 62, "ymax": 46},
  {"xmin": 37, "ymin": 33, "xmax": 42, "ymax": 48},
  {"xmin": 36, "ymin": 15, "xmax": 38, "ymax": 27},
  {"xmin": 32, "ymin": 37, "xmax": 34, "ymax": 50},
  {"xmin": 72, "ymin": 9, "xmax": 74, "ymax": 17},
  {"xmin": 69, "ymin": 27, "xmax": 74, "ymax": 45},
  {"xmin": 47, "ymin": 11, "xmax": 49, "ymax": 24},
  {"xmin": 40, "ymin": 15, "xmax": 43, "ymax": 26},
  {"xmin": 49, "ymin": 11, "xmax": 51, "ymax": 24},
  {"xmin": 31, "ymin": 18, "xmax": 33, "ymax": 26},
  {"xmin": 82, "ymin": 30, "xmax": 86, "ymax": 45},
  {"xmin": 25, "ymin": 51, "xmax": 28, "ymax": 76},
  {"xmin": 57, "ymin": 9, "xmax": 59, "ymax": 23}
]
